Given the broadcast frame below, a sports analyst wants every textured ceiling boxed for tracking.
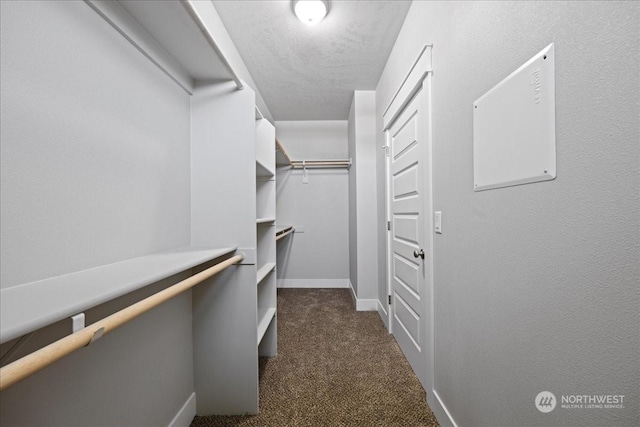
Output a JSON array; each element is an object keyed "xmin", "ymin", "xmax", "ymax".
[{"xmin": 213, "ymin": 0, "xmax": 412, "ymax": 120}]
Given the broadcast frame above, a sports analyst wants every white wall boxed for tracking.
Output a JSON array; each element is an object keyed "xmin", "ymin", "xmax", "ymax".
[
  {"xmin": 0, "ymin": 1, "xmax": 191, "ymax": 289},
  {"xmin": 275, "ymin": 121, "xmax": 349, "ymax": 287},
  {"xmin": 0, "ymin": 1, "xmax": 193, "ymax": 425},
  {"xmin": 275, "ymin": 120, "xmax": 349, "ymax": 160},
  {"xmin": 375, "ymin": 1, "xmax": 639, "ymax": 426},
  {"xmin": 348, "ymin": 91, "xmax": 378, "ymax": 307}
]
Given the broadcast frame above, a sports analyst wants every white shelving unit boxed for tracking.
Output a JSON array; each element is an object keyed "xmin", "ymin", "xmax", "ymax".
[
  {"xmin": 2, "ymin": 0, "xmax": 278, "ymax": 420},
  {"xmin": 190, "ymin": 80, "xmax": 259, "ymax": 415},
  {"xmin": 80, "ymin": 0, "xmax": 269, "ymax": 417},
  {"xmin": 255, "ymin": 118, "xmax": 277, "ymax": 357}
]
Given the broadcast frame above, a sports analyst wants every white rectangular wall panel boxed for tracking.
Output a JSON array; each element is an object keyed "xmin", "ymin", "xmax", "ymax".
[{"xmin": 473, "ymin": 44, "xmax": 556, "ymax": 191}]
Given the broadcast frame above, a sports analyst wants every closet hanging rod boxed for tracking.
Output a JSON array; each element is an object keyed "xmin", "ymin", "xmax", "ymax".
[
  {"xmin": 0, "ymin": 254, "xmax": 244, "ymax": 392},
  {"xmin": 181, "ymin": 0, "xmax": 243, "ymax": 90},
  {"xmin": 276, "ymin": 227, "xmax": 294, "ymax": 241},
  {"xmin": 290, "ymin": 159, "xmax": 352, "ymax": 169}
]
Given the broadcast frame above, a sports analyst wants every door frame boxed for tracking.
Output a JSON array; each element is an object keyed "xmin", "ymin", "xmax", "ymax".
[
  {"xmin": 382, "ymin": 44, "xmax": 434, "ymax": 390},
  {"xmin": 384, "ymin": 130, "xmax": 393, "ymax": 333}
]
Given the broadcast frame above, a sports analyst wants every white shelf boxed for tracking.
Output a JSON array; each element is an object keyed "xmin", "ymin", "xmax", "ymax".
[
  {"xmin": 257, "ymin": 307, "xmax": 276, "ymax": 345},
  {"xmin": 0, "ymin": 246, "xmax": 237, "ymax": 344},
  {"xmin": 257, "ymin": 263, "xmax": 276, "ymax": 285},
  {"xmin": 256, "ymin": 217, "xmax": 276, "ymax": 224},
  {"xmin": 85, "ymin": 0, "xmax": 242, "ymax": 95},
  {"xmin": 115, "ymin": 0, "xmax": 233, "ymax": 82},
  {"xmin": 256, "ymin": 159, "xmax": 275, "ymax": 178}
]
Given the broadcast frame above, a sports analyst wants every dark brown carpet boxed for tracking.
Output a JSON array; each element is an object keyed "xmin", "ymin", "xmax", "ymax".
[{"xmin": 191, "ymin": 288, "xmax": 439, "ymax": 427}]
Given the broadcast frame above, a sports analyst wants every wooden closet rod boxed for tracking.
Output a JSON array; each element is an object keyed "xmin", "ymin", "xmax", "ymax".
[
  {"xmin": 181, "ymin": 0, "xmax": 244, "ymax": 90},
  {"xmin": 290, "ymin": 160, "xmax": 352, "ymax": 169},
  {"xmin": 276, "ymin": 227, "xmax": 294, "ymax": 241},
  {"xmin": 0, "ymin": 253, "xmax": 244, "ymax": 392}
]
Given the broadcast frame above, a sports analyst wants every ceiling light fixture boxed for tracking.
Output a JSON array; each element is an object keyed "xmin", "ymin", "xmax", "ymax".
[{"xmin": 293, "ymin": 0, "xmax": 329, "ymax": 26}]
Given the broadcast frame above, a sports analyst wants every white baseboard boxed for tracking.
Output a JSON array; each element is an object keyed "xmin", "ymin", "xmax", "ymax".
[
  {"xmin": 355, "ymin": 298, "xmax": 378, "ymax": 311},
  {"xmin": 348, "ymin": 281, "xmax": 379, "ymax": 311},
  {"xmin": 428, "ymin": 390, "xmax": 457, "ymax": 427},
  {"xmin": 168, "ymin": 392, "xmax": 196, "ymax": 427},
  {"xmin": 277, "ymin": 279, "xmax": 350, "ymax": 288},
  {"xmin": 377, "ymin": 300, "xmax": 390, "ymax": 330},
  {"xmin": 349, "ymin": 281, "xmax": 357, "ymax": 305}
]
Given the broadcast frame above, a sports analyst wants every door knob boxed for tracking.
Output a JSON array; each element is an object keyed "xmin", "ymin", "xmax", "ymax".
[{"xmin": 413, "ymin": 249, "xmax": 425, "ymax": 259}]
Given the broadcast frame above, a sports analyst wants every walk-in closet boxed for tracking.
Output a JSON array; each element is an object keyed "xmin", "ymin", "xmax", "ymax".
[{"xmin": 1, "ymin": 1, "xmax": 638, "ymax": 427}]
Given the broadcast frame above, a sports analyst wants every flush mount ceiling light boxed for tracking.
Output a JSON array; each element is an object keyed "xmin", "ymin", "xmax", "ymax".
[{"xmin": 293, "ymin": 0, "xmax": 329, "ymax": 26}]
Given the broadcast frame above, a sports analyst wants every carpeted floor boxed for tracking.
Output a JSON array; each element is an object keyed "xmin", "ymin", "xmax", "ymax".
[{"xmin": 191, "ymin": 288, "xmax": 439, "ymax": 427}]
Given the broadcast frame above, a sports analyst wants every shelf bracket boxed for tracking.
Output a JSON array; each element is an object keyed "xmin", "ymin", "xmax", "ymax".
[{"xmin": 71, "ymin": 313, "xmax": 86, "ymax": 333}]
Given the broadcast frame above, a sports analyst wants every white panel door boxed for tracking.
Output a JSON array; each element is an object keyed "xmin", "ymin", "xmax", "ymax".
[{"xmin": 388, "ymin": 89, "xmax": 429, "ymax": 386}]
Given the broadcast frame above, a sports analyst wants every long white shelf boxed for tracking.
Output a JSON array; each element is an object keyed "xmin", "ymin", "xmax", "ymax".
[
  {"xmin": 257, "ymin": 263, "xmax": 276, "ymax": 286},
  {"xmin": 257, "ymin": 307, "xmax": 276, "ymax": 345},
  {"xmin": 0, "ymin": 246, "xmax": 237, "ymax": 344},
  {"xmin": 86, "ymin": 0, "xmax": 241, "ymax": 93},
  {"xmin": 116, "ymin": 0, "xmax": 235, "ymax": 82}
]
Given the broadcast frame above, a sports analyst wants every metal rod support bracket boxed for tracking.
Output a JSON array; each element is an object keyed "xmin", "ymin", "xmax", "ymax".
[{"xmin": 86, "ymin": 327, "xmax": 105, "ymax": 347}]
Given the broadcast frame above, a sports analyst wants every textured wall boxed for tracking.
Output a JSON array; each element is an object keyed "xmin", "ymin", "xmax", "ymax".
[
  {"xmin": 376, "ymin": 1, "xmax": 639, "ymax": 426},
  {"xmin": 0, "ymin": 1, "xmax": 194, "ymax": 425}
]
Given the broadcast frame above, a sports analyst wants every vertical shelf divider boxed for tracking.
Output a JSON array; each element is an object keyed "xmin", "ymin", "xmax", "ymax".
[
  {"xmin": 191, "ymin": 81, "xmax": 259, "ymax": 415},
  {"xmin": 255, "ymin": 118, "xmax": 277, "ymax": 361}
]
